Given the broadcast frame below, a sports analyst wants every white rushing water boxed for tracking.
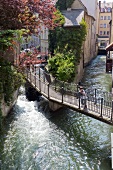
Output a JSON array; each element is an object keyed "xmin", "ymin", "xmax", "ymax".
[{"xmin": 0, "ymin": 55, "xmax": 113, "ymax": 170}]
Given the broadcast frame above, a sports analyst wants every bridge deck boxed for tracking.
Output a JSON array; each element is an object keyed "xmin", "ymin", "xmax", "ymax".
[{"xmin": 25, "ymin": 69, "xmax": 113, "ymax": 126}]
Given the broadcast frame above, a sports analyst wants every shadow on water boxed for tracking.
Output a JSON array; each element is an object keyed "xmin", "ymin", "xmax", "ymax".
[{"xmin": 35, "ymin": 96, "xmax": 112, "ymax": 169}]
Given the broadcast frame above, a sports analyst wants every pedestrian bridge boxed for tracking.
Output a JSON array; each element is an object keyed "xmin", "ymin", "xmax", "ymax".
[{"xmin": 24, "ymin": 68, "xmax": 113, "ymax": 126}]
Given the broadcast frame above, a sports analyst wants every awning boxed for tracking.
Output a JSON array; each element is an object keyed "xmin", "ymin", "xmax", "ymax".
[{"xmin": 106, "ymin": 42, "xmax": 113, "ymax": 51}]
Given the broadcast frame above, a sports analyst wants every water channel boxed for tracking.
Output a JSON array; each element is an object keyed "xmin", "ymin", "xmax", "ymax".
[{"xmin": 0, "ymin": 55, "xmax": 113, "ymax": 170}]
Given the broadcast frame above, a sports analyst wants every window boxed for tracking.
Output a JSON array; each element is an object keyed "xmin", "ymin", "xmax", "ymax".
[
  {"xmin": 100, "ymin": 16, "xmax": 103, "ymax": 20},
  {"xmin": 108, "ymin": 16, "xmax": 111, "ymax": 20},
  {"xmin": 107, "ymin": 31, "xmax": 109, "ymax": 35},
  {"xmin": 107, "ymin": 7, "xmax": 111, "ymax": 12},
  {"xmin": 103, "ymin": 24, "xmax": 106, "ymax": 28},
  {"xmin": 104, "ymin": 16, "xmax": 106, "ymax": 20},
  {"xmin": 100, "ymin": 24, "xmax": 103, "ymax": 28},
  {"xmin": 100, "ymin": 31, "xmax": 102, "ymax": 35},
  {"xmin": 101, "ymin": 8, "xmax": 105, "ymax": 12},
  {"xmin": 103, "ymin": 31, "xmax": 106, "ymax": 35}
]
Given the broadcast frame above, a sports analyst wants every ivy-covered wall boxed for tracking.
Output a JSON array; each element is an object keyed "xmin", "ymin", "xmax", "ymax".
[
  {"xmin": 48, "ymin": 18, "xmax": 87, "ymax": 82},
  {"xmin": 0, "ymin": 58, "xmax": 25, "ymax": 105},
  {"xmin": 0, "ymin": 57, "xmax": 25, "ymax": 122}
]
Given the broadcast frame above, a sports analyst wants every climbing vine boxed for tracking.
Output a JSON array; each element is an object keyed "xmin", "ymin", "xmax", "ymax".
[
  {"xmin": 0, "ymin": 58, "xmax": 25, "ymax": 105},
  {"xmin": 48, "ymin": 18, "xmax": 87, "ymax": 81},
  {"xmin": 48, "ymin": 49, "xmax": 76, "ymax": 82}
]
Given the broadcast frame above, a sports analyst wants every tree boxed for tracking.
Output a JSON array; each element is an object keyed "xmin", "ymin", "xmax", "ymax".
[
  {"xmin": 0, "ymin": 0, "xmax": 58, "ymax": 33},
  {"xmin": 56, "ymin": 0, "xmax": 75, "ymax": 10}
]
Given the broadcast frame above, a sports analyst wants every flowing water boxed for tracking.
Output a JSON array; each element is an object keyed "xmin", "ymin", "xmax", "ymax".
[{"xmin": 0, "ymin": 55, "xmax": 113, "ymax": 170}]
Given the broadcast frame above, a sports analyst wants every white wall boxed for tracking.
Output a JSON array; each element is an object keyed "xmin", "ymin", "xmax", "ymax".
[{"xmin": 81, "ymin": 0, "xmax": 97, "ymax": 19}]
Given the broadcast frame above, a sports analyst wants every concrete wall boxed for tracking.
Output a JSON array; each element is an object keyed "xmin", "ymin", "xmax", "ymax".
[
  {"xmin": 1, "ymin": 90, "xmax": 18, "ymax": 117},
  {"xmin": 49, "ymin": 101, "xmax": 62, "ymax": 111}
]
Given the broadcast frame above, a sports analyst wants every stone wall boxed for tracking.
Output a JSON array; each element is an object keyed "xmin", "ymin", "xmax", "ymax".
[
  {"xmin": 1, "ymin": 90, "xmax": 18, "ymax": 117},
  {"xmin": 75, "ymin": 54, "xmax": 84, "ymax": 83},
  {"xmin": 84, "ymin": 14, "xmax": 97, "ymax": 65}
]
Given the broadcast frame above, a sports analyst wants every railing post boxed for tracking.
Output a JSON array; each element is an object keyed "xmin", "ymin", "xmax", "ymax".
[
  {"xmin": 62, "ymin": 87, "xmax": 64, "ymax": 103},
  {"xmin": 39, "ymin": 67, "xmax": 40, "ymax": 79},
  {"xmin": 111, "ymin": 100, "xmax": 113, "ymax": 122},
  {"xmin": 94, "ymin": 89, "xmax": 97, "ymax": 104},
  {"xmin": 35, "ymin": 75, "xmax": 36, "ymax": 88},
  {"xmin": 95, "ymin": 89, "xmax": 97, "ymax": 98},
  {"xmin": 48, "ymin": 83, "xmax": 49, "ymax": 99},
  {"xmin": 77, "ymin": 83, "xmax": 80, "ymax": 92},
  {"xmin": 34, "ymin": 66, "xmax": 36, "ymax": 87},
  {"xmin": 78, "ymin": 95, "xmax": 80, "ymax": 109},
  {"xmin": 35, "ymin": 66, "xmax": 36, "ymax": 74},
  {"xmin": 63, "ymin": 81, "xmax": 64, "ymax": 88},
  {"xmin": 55, "ymin": 77, "xmax": 56, "ymax": 91},
  {"xmin": 38, "ymin": 68, "xmax": 41, "ymax": 91},
  {"xmin": 100, "ymin": 98, "xmax": 103, "ymax": 117},
  {"xmin": 30, "ymin": 71, "xmax": 31, "ymax": 81},
  {"xmin": 27, "ymin": 69, "xmax": 28, "ymax": 79}
]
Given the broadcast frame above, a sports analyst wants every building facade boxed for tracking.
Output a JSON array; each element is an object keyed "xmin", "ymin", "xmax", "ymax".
[
  {"xmin": 97, "ymin": 1, "xmax": 112, "ymax": 48},
  {"xmin": 71, "ymin": 0, "xmax": 97, "ymax": 67},
  {"xmin": 60, "ymin": 0, "xmax": 97, "ymax": 81},
  {"xmin": 40, "ymin": 25, "xmax": 49, "ymax": 54}
]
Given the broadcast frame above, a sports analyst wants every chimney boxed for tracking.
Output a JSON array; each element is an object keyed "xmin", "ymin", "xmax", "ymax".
[
  {"xmin": 99, "ymin": 1, "xmax": 101, "ymax": 10},
  {"xmin": 67, "ymin": 8, "xmax": 71, "ymax": 11}
]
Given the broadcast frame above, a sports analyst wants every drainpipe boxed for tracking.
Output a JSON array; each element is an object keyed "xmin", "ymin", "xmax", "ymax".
[{"xmin": 112, "ymin": 53, "xmax": 113, "ymax": 121}]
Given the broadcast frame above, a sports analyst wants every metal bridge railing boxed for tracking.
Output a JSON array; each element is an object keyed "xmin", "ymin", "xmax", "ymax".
[{"xmin": 24, "ymin": 68, "xmax": 113, "ymax": 124}]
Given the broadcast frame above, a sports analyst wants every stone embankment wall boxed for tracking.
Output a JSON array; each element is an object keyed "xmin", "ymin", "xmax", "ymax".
[
  {"xmin": 76, "ymin": 55, "xmax": 84, "ymax": 83},
  {"xmin": 75, "ymin": 47, "xmax": 98, "ymax": 83},
  {"xmin": 1, "ymin": 90, "xmax": 18, "ymax": 117}
]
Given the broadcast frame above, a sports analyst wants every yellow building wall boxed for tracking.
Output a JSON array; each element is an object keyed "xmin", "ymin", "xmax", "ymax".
[
  {"xmin": 97, "ymin": 2, "xmax": 112, "ymax": 47},
  {"xmin": 99, "ymin": 13, "xmax": 111, "ymax": 35},
  {"xmin": 110, "ymin": 6, "xmax": 113, "ymax": 43}
]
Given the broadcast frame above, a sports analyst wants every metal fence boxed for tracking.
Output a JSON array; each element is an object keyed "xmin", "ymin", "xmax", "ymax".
[{"xmin": 24, "ymin": 68, "xmax": 113, "ymax": 124}]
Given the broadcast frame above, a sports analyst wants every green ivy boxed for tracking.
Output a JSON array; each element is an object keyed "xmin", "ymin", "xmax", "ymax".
[
  {"xmin": 48, "ymin": 18, "xmax": 87, "ymax": 81},
  {"xmin": 0, "ymin": 29, "xmax": 28, "ymax": 52},
  {"xmin": 48, "ymin": 49, "xmax": 77, "ymax": 82},
  {"xmin": 0, "ymin": 103, "xmax": 3, "ymax": 127},
  {"xmin": 53, "ymin": 10, "xmax": 65, "ymax": 25},
  {"xmin": 0, "ymin": 30, "xmax": 15, "ymax": 51},
  {"xmin": 0, "ymin": 58, "xmax": 25, "ymax": 105}
]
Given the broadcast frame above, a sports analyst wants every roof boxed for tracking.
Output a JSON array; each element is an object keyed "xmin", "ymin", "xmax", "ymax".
[
  {"xmin": 106, "ymin": 42, "xmax": 113, "ymax": 51},
  {"xmin": 80, "ymin": 0, "xmax": 96, "ymax": 19},
  {"xmin": 61, "ymin": 9, "xmax": 84, "ymax": 27}
]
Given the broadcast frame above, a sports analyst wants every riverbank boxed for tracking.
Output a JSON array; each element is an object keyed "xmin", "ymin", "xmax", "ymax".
[{"xmin": 1, "ymin": 90, "xmax": 19, "ymax": 117}]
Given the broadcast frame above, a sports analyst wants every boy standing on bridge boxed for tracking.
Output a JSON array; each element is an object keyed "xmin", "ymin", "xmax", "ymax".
[{"xmin": 79, "ymin": 86, "xmax": 87, "ymax": 111}]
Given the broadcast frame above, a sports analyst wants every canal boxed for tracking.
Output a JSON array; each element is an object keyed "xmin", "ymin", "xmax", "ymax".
[{"xmin": 0, "ymin": 55, "xmax": 113, "ymax": 170}]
